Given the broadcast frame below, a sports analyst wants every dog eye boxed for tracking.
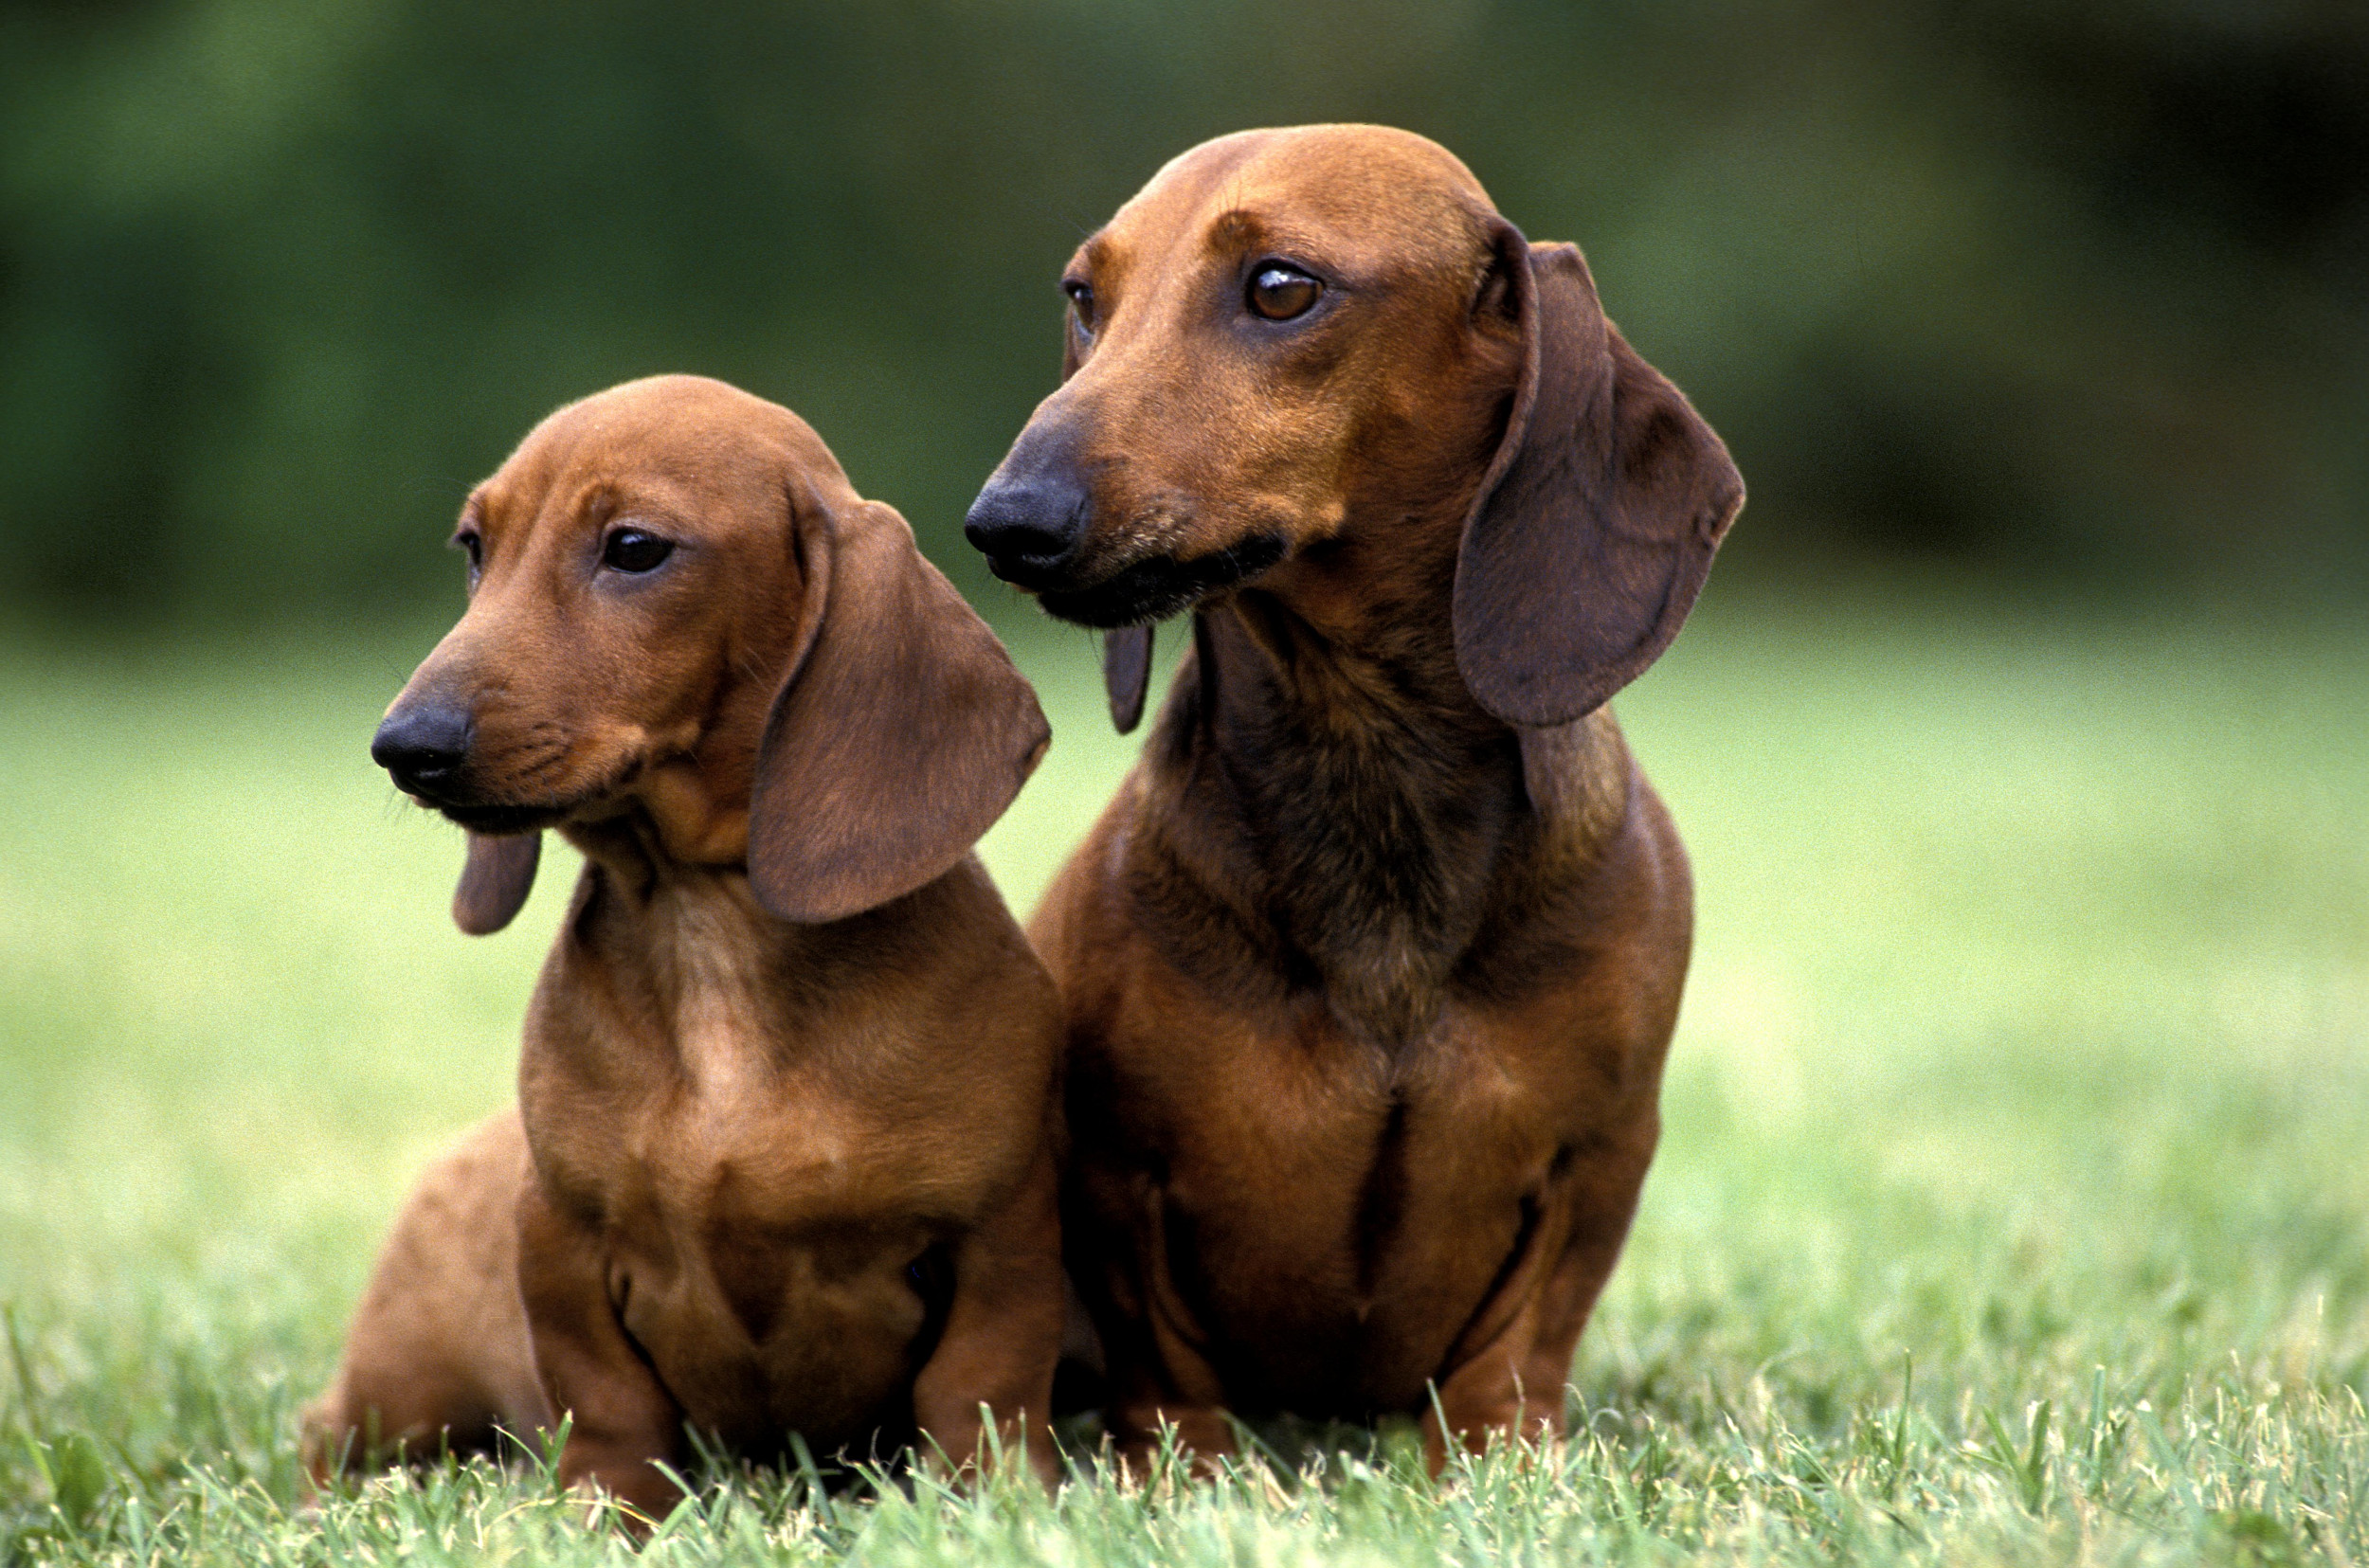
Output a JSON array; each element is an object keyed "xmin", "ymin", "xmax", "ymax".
[
  {"xmin": 1247, "ymin": 263, "xmax": 1322, "ymax": 321},
  {"xmin": 1063, "ymin": 279, "xmax": 1095, "ymax": 336},
  {"xmin": 453, "ymin": 531, "xmax": 483, "ymax": 586},
  {"xmin": 602, "ymin": 528, "xmax": 674, "ymax": 574}
]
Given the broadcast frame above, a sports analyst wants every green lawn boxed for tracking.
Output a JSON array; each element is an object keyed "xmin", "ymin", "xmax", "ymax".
[{"xmin": 2, "ymin": 586, "xmax": 2363, "ymax": 1564}]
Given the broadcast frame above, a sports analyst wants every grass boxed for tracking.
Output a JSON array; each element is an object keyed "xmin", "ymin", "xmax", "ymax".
[{"xmin": 1, "ymin": 584, "xmax": 2363, "ymax": 1564}]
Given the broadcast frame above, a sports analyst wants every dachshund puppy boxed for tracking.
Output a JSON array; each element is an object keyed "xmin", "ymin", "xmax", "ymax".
[
  {"xmin": 965, "ymin": 126, "xmax": 1743, "ymax": 1470},
  {"xmin": 306, "ymin": 375, "xmax": 1064, "ymax": 1520}
]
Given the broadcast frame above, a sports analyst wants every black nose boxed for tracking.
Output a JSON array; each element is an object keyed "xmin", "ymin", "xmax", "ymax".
[
  {"xmin": 371, "ymin": 703, "xmax": 472, "ymax": 797},
  {"xmin": 964, "ymin": 469, "xmax": 1088, "ymax": 586}
]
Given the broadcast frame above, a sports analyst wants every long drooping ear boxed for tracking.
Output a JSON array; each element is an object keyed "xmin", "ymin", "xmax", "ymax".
[
  {"xmin": 1453, "ymin": 223, "xmax": 1745, "ymax": 728},
  {"xmin": 453, "ymin": 831, "xmax": 539, "ymax": 935},
  {"xmin": 748, "ymin": 492, "xmax": 1051, "ymax": 924}
]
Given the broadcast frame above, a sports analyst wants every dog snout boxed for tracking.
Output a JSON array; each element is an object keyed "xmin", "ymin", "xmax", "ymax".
[
  {"xmin": 964, "ymin": 475, "xmax": 1089, "ymax": 586},
  {"xmin": 371, "ymin": 702, "xmax": 473, "ymax": 798},
  {"xmin": 966, "ymin": 420, "xmax": 1096, "ymax": 587}
]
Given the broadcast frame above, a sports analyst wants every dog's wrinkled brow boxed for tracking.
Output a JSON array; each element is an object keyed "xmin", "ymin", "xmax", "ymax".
[
  {"xmin": 1202, "ymin": 208, "xmax": 1338, "ymax": 275},
  {"xmin": 1207, "ymin": 208, "xmax": 1269, "ymax": 248},
  {"xmin": 569, "ymin": 483, "xmax": 621, "ymax": 529},
  {"xmin": 1074, "ymin": 231, "xmax": 1116, "ymax": 277}
]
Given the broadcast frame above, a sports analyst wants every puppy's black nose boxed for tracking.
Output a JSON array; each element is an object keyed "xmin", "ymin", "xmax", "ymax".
[
  {"xmin": 371, "ymin": 703, "xmax": 472, "ymax": 797},
  {"xmin": 964, "ymin": 470, "xmax": 1088, "ymax": 586}
]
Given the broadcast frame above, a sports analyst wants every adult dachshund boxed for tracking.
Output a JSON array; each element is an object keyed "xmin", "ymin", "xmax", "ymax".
[
  {"xmin": 306, "ymin": 375, "xmax": 1063, "ymax": 1520},
  {"xmin": 964, "ymin": 126, "xmax": 1743, "ymax": 1470}
]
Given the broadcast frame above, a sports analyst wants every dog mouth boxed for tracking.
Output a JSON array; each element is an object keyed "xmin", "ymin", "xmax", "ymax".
[
  {"xmin": 1033, "ymin": 533, "xmax": 1290, "ymax": 628},
  {"xmin": 427, "ymin": 800, "xmax": 567, "ymax": 836},
  {"xmin": 399, "ymin": 752, "xmax": 644, "ymax": 836}
]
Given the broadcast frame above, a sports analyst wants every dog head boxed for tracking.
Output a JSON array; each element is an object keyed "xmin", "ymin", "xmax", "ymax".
[
  {"xmin": 964, "ymin": 123, "xmax": 1743, "ymax": 731},
  {"xmin": 375, "ymin": 375, "xmax": 1047, "ymax": 932}
]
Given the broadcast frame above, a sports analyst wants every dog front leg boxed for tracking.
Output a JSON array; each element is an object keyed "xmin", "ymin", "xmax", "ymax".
[
  {"xmin": 1422, "ymin": 1151, "xmax": 1651, "ymax": 1473},
  {"xmin": 515, "ymin": 1181, "xmax": 687, "ymax": 1532},
  {"xmin": 1093, "ymin": 1182, "xmax": 1237, "ymax": 1478},
  {"xmin": 911, "ymin": 1143, "xmax": 1065, "ymax": 1488}
]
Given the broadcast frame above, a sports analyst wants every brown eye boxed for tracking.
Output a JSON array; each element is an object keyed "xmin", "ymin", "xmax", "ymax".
[
  {"xmin": 1247, "ymin": 263, "xmax": 1322, "ymax": 320},
  {"xmin": 602, "ymin": 528, "xmax": 674, "ymax": 574},
  {"xmin": 453, "ymin": 530, "xmax": 482, "ymax": 586},
  {"xmin": 1064, "ymin": 279, "xmax": 1095, "ymax": 335}
]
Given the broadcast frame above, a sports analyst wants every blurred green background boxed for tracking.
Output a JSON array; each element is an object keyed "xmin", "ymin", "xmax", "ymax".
[{"xmin": 3, "ymin": 0, "xmax": 2364, "ymax": 630}]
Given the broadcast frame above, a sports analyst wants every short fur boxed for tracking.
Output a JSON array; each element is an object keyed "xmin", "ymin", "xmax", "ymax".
[
  {"xmin": 964, "ymin": 126, "xmax": 1742, "ymax": 1470},
  {"xmin": 307, "ymin": 376, "xmax": 1064, "ymax": 1521}
]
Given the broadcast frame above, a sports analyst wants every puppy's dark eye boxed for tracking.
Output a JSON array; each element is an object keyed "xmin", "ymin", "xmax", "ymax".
[
  {"xmin": 453, "ymin": 531, "xmax": 483, "ymax": 586},
  {"xmin": 602, "ymin": 528, "xmax": 674, "ymax": 574},
  {"xmin": 1063, "ymin": 279, "xmax": 1095, "ymax": 336},
  {"xmin": 1247, "ymin": 263, "xmax": 1322, "ymax": 321}
]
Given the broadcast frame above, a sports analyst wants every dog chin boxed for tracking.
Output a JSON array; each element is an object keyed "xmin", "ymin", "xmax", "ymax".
[
  {"xmin": 430, "ymin": 801, "xmax": 565, "ymax": 836},
  {"xmin": 1038, "ymin": 532, "xmax": 1289, "ymax": 628}
]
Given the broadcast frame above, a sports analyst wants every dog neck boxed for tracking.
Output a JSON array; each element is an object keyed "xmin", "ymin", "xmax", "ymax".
[
  {"xmin": 549, "ymin": 808, "xmax": 941, "ymax": 1100},
  {"xmin": 551, "ymin": 814, "xmax": 778, "ymax": 1076},
  {"xmin": 1133, "ymin": 513, "xmax": 1628, "ymax": 1050}
]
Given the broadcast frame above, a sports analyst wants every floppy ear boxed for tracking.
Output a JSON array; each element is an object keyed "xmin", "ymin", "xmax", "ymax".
[
  {"xmin": 748, "ymin": 493, "xmax": 1051, "ymax": 924},
  {"xmin": 453, "ymin": 831, "xmax": 539, "ymax": 935},
  {"xmin": 1453, "ymin": 224, "xmax": 1745, "ymax": 729}
]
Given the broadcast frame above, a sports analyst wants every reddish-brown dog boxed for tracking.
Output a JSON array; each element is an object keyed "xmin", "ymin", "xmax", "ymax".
[
  {"xmin": 306, "ymin": 375, "xmax": 1064, "ymax": 1520},
  {"xmin": 964, "ymin": 126, "xmax": 1743, "ymax": 1470}
]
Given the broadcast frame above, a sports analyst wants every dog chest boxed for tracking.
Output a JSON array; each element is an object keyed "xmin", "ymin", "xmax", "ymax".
[{"xmin": 1075, "ymin": 929, "xmax": 1671, "ymax": 1410}]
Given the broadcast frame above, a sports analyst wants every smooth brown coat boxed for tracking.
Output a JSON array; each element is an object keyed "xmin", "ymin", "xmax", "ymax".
[
  {"xmin": 963, "ymin": 126, "xmax": 1743, "ymax": 1469},
  {"xmin": 306, "ymin": 376, "xmax": 1064, "ymax": 1521}
]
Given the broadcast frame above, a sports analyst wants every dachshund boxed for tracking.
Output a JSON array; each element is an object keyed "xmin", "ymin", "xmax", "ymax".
[
  {"xmin": 306, "ymin": 374, "xmax": 1064, "ymax": 1521},
  {"xmin": 963, "ymin": 126, "xmax": 1743, "ymax": 1471}
]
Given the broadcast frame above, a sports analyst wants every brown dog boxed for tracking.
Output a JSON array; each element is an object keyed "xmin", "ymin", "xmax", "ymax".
[
  {"xmin": 306, "ymin": 375, "xmax": 1065, "ymax": 1519},
  {"xmin": 963, "ymin": 126, "xmax": 1743, "ymax": 1470}
]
